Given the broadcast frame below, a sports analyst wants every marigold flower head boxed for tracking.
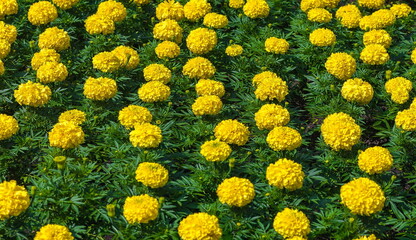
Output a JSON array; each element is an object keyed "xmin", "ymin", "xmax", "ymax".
[
  {"xmin": 52, "ymin": 0, "xmax": 79, "ymax": 10},
  {"xmin": 83, "ymin": 77, "xmax": 117, "ymax": 100},
  {"xmin": 143, "ymin": 64, "xmax": 171, "ymax": 84},
  {"xmin": 186, "ymin": 28, "xmax": 217, "ymax": 55},
  {"xmin": 0, "ymin": 180, "xmax": 30, "ymax": 220},
  {"xmin": 255, "ymin": 104, "xmax": 290, "ymax": 130},
  {"xmin": 243, "ymin": 0, "xmax": 270, "ymax": 18},
  {"xmin": 0, "ymin": 114, "xmax": 19, "ymax": 141},
  {"xmin": 340, "ymin": 177, "xmax": 385, "ymax": 215},
  {"xmin": 112, "ymin": 46, "xmax": 140, "ymax": 70},
  {"xmin": 34, "ymin": 224, "xmax": 74, "ymax": 240},
  {"xmin": 287, "ymin": 237, "xmax": 307, "ymax": 240},
  {"xmin": 309, "ymin": 28, "xmax": 336, "ymax": 47},
  {"xmin": 155, "ymin": 41, "xmax": 180, "ymax": 59},
  {"xmin": 339, "ymin": 13, "xmax": 361, "ymax": 28},
  {"xmin": 0, "ymin": 0, "xmax": 18, "ymax": 17},
  {"xmin": 252, "ymin": 71, "xmax": 278, "ymax": 86},
  {"xmin": 92, "ymin": 51, "xmax": 121, "ymax": 73},
  {"xmin": 229, "ymin": 0, "xmax": 245, "ymax": 8},
  {"xmin": 214, "ymin": 119, "xmax": 250, "ymax": 146},
  {"xmin": 265, "ymin": 37, "xmax": 289, "ymax": 54},
  {"xmin": 0, "ymin": 21, "xmax": 17, "ymax": 43},
  {"xmin": 192, "ymin": 95, "xmax": 223, "ymax": 116},
  {"xmin": 395, "ymin": 108, "xmax": 416, "ymax": 131},
  {"xmin": 132, "ymin": 0, "xmax": 151, "ymax": 5},
  {"xmin": 135, "ymin": 162, "xmax": 169, "ymax": 188},
  {"xmin": 307, "ymin": 8, "xmax": 332, "ymax": 23},
  {"xmin": 266, "ymin": 158, "xmax": 304, "ymax": 190},
  {"xmin": 178, "ymin": 212, "xmax": 222, "ymax": 240},
  {"xmin": 38, "ymin": 27, "xmax": 70, "ymax": 52},
  {"xmin": 153, "ymin": 19, "xmax": 183, "ymax": 43},
  {"xmin": 48, "ymin": 122, "xmax": 85, "ymax": 149},
  {"xmin": 31, "ymin": 49, "xmax": 60, "ymax": 70},
  {"xmin": 371, "ymin": 9, "xmax": 396, "ymax": 28},
  {"xmin": 321, "ymin": 112, "xmax": 361, "ymax": 151},
  {"xmin": 358, "ymin": 0, "xmax": 384, "ymax": 9},
  {"xmin": 129, "ymin": 123, "xmax": 162, "ymax": 148},
  {"xmin": 97, "ymin": 0, "xmax": 127, "ymax": 22},
  {"xmin": 325, "ymin": 52, "xmax": 356, "ymax": 80},
  {"xmin": 254, "ymin": 77, "xmax": 289, "ymax": 102},
  {"xmin": 183, "ymin": 0, "xmax": 212, "ymax": 21},
  {"xmin": 28, "ymin": 1, "xmax": 58, "ymax": 26},
  {"xmin": 353, "ymin": 234, "xmax": 379, "ymax": 240},
  {"xmin": 363, "ymin": 30, "xmax": 391, "ymax": 48},
  {"xmin": 412, "ymin": 48, "xmax": 416, "ymax": 64},
  {"xmin": 138, "ymin": 81, "xmax": 171, "ymax": 102},
  {"xmin": 267, "ymin": 126, "xmax": 302, "ymax": 151},
  {"xmin": 385, "ymin": 77, "xmax": 412, "ymax": 104},
  {"xmin": 203, "ymin": 13, "xmax": 228, "ymax": 28},
  {"xmin": 300, "ymin": 0, "xmax": 325, "ymax": 12},
  {"xmin": 217, "ymin": 177, "xmax": 255, "ymax": 207},
  {"xmin": 84, "ymin": 14, "xmax": 115, "ymax": 35},
  {"xmin": 14, "ymin": 81, "xmax": 52, "ymax": 107},
  {"xmin": 358, "ymin": 146, "xmax": 393, "ymax": 174},
  {"xmin": 58, "ymin": 109, "xmax": 86, "ymax": 125},
  {"xmin": 37, "ymin": 62, "xmax": 68, "ymax": 83},
  {"xmin": 341, "ymin": 78, "xmax": 373, "ymax": 104},
  {"xmin": 195, "ymin": 79, "xmax": 225, "ymax": 97},
  {"xmin": 411, "ymin": 98, "xmax": 416, "ymax": 110},
  {"xmin": 182, "ymin": 56, "xmax": 216, "ymax": 79},
  {"xmin": 360, "ymin": 44, "xmax": 389, "ymax": 65},
  {"xmin": 321, "ymin": 0, "xmax": 340, "ymax": 8},
  {"xmin": 123, "ymin": 194, "xmax": 159, "ymax": 224},
  {"xmin": 390, "ymin": 3, "xmax": 411, "ymax": 18},
  {"xmin": 273, "ymin": 208, "xmax": 310, "ymax": 238},
  {"xmin": 336, "ymin": 4, "xmax": 360, "ymax": 18},
  {"xmin": 156, "ymin": 0, "xmax": 184, "ymax": 21},
  {"xmin": 119, "ymin": 105, "xmax": 152, "ymax": 129},
  {"xmin": 358, "ymin": 15, "xmax": 379, "ymax": 30},
  {"xmin": 200, "ymin": 139, "xmax": 231, "ymax": 162},
  {"xmin": 225, "ymin": 44, "xmax": 243, "ymax": 57},
  {"xmin": 0, "ymin": 39, "xmax": 11, "ymax": 59}
]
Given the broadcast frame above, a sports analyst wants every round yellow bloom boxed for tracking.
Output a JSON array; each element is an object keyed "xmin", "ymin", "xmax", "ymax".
[
  {"xmin": 123, "ymin": 194, "xmax": 159, "ymax": 224},
  {"xmin": 307, "ymin": 8, "xmax": 332, "ymax": 23},
  {"xmin": 217, "ymin": 177, "xmax": 255, "ymax": 207},
  {"xmin": 359, "ymin": 15, "xmax": 379, "ymax": 31},
  {"xmin": 28, "ymin": 1, "xmax": 58, "ymax": 26},
  {"xmin": 84, "ymin": 14, "xmax": 115, "ymax": 35},
  {"xmin": 92, "ymin": 51, "xmax": 121, "ymax": 73},
  {"xmin": 412, "ymin": 48, "xmax": 416, "ymax": 64},
  {"xmin": 353, "ymin": 234, "xmax": 379, "ymax": 240},
  {"xmin": 358, "ymin": 146, "xmax": 393, "ymax": 174},
  {"xmin": 336, "ymin": 4, "xmax": 361, "ymax": 19},
  {"xmin": 183, "ymin": 0, "xmax": 212, "ymax": 21},
  {"xmin": 385, "ymin": 77, "xmax": 412, "ymax": 104},
  {"xmin": 266, "ymin": 158, "xmax": 304, "ymax": 190},
  {"xmin": 37, "ymin": 62, "xmax": 68, "ymax": 83},
  {"xmin": 143, "ymin": 64, "xmax": 171, "ymax": 83},
  {"xmin": 252, "ymin": 71, "xmax": 278, "ymax": 86},
  {"xmin": 186, "ymin": 28, "xmax": 217, "ymax": 55},
  {"xmin": 132, "ymin": 0, "xmax": 151, "ymax": 5},
  {"xmin": 341, "ymin": 78, "xmax": 373, "ymax": 104},
  {"xmin": 321, "ymin": 112, "xmax": 361, "ymax": 151},
  {"xmin": 38, "ymin": 27, "xmax": 70, "ymax": 52},
  {"xmin": 195, "ymin": 79, "xmax": 225, "ymax": 97},
  {"xmin": 96, "ymin": 0, "xmax": 127, "ymax": 22},
  {"xmin": 135, "ymin": 162, "xmax": 169, "ymax": 188},
  {"xmin": 395, "ymin": 109, "xmax": 416, "ymax": 131},
  {"xmin": 83, "ymin": 77, "xmax": 117, "ymax": 100},
  {"xmin": 138, "ymin": 81, "xmax": 171, "ymax": 102},
  {"xmin": 363, "ymin": 30, "xmax": 391, "ymax": 48},
  {"xmin": 156, "ymin": 0, "xmax": 184, "ymax": 21},
  {"xmin": 339, "ymin": 13, "xmax": 361, "ymax": 28},
  {"xmin": 153, "ymin": 19, "xmax": 183, "ymax": 43},
  {"xmin": 340, "ymin": 177, "xmax": 385, "ymax": 215},
  {"xmin": 267, "ymin": 126, "xmax": 302, "ymax": 151},
  {"xmin": 182, "ymin": 57, "xmax": 216, "ymax": 79},
  {"xmin": 254, "ymin": 77, "xmax": 289, "ymax": 102},
  {"xmin": 229, "ymin": 0, "xmax": 245, "ymax": 8},
  {"xmin": 0, "ymin": 21, "xmax": 17, "ymax": 43},
  {"xmin": 390, "ymin": 3, "xmax": 411, "ymax": 18},
  {"xmin": 31, "ymin": 49, "xmax": 60, "ymax": 70},
  {"xmin": 14, "ymin": 81, "xmax": 51, "ymax": 107},
  {"xmin": 178, "ymin": 212, "xmax": 222, "ymax": 240},
  {"xmin": 129, "ymin": 123, "xmax": 162, "ymax": 148},
  {"xmin": 325, "ymin": 52, "xmax": 356, "ymax": 80},
  {"xmin": 0, "ymin": 39, "xmax": 10, "ymax": 59},
  {"xmin": 225, "ymin": 44, "xmax": 243, "ymax": 57},
  {"xmin": 360, "ymin": 44, "xmax": 389, "ymax": 65},
  {"xmin": 0, "ymin": 0, "xmax": 18, "ymax": 17},
  {"xmin": 112, "ymin": 46, "xmax": 140, "ymax": 70},
  {"xmin": 273, "ymin": 208, "xmax": 310, "ymax": 239},
  {"xmin": 372, "ymin": 9, "xmax": 396, "ymax": 28},
  {"xmin": 0, "ymin": 114, "xmax": 19, "ymax": 141},
  {"xmin": 309, "ymin": 28, "xmax": 336, "ymax": 47},
  {"xmin": 254, "ymin": 104, "xmax": 290, "ymax": 130},
  {"xmin": 214, "ymin": 119, "xmax": 249, "ymax": 146},
  {"xmin": 321, "ymin": 0, "xmax": 340, "ymax": 8},
  {"xmin": 0, "ymin": 180, "xmax": 29, "ymax": 220},
  {"xmin": 358, "ymin": 0, "xmax": 384, "ymax": 9},
  {"xmin": 203, "ymin": 13, "xmax": 228, "ymax": 28},
  {"xmin": 48, "ymin": 122, "xmax": 85, "ymax": 149},
  {"xmin": 118, "ymin": 105, "xmax": 152, "ymax": 129},
  {"xmin": 155, "ymin": 41, "xmax": 180, "ymax": 59},
  {"xmin": 192, "ymin": 95, "xmax": 223, "ymax": 116},
  {"xmin": 411, "ymin": 98, "xmax": 416, "ymax": 110},
  {"xmin": 52, "ymin": 0, "xmax": 79, "ymax": 10},
  {"xmin": 200, "ymin": 139, "xmax": 232, "ymax": 162},
  {"xmin": 300, "ymin": 0, "xmax": 325, "ymax": 12},
  {"xmin": 58, "ymin": 109, "xmax": 86, "ymax": 125},
  {"xmin": 34, "ymin": 224, "xmax": 74, "ymax": 240},
  {"xmin": 0, "ymin": 59, "xmax": 4, "ymax": 75},
  {"xmin": 243, "ymin": 0, "xmax": 270, "ymax": 19},
  {"xmin": 265, "ymin": 37, "xmax": 289, "ymax": 54}
]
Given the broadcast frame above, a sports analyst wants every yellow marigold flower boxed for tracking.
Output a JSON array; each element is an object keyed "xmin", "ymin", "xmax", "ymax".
[
  {"xmin": 153, "ymin": 19, "xmax": 183, "ymax": 43},
  {"xmin": 132, "ymin": 0, "xmax": 151, "ymax": 5},
  {"xmin": 341, "ymin": 78, "xmax": 373, "ymax": 104},
  {"xmin": 358, "ymin": 146, "xmax": 393, "ymax": 174},
  {"xmin": 28, "ymin": 1, "xmax": 58, "ymax": 26},
  {"xmin": 182, "ymin": 57, "xmax": 216, "ymax": 79},
  {"xmin": 309, "ymin": 28, "xmax": 336, "ymax": 47},
  {"xmin": 178, "ymin": 212, "xmax": 222, "ymax": 240},
  {"xmin": 411, "ymin": 98, "xmax": 416, "ymax": 110},
  {"xmin": 138, "ymin": 81, "xmax": 171, "ymax": 102},
  {"xmin": 37, "ymin": 62, "xmax": 68, "ymax": 83},
  {"xmin": 186, "ymin": 28, "xmax": 217, "ymax": 55},
  {"xmin": 395, "ymin": 108, "xmax": 416, "ymax": 131},
  {"xmin": 14, "ymin": 81, "xmax": 51, "ymax": 107},
  {"xmin": 266, "ymin": 158, "xmax": 304, "ymax": 190},
  {"xmin": 412, "ymin": 48, "xmax": 416, "ymax": 64},
  {"xmin": 321, "ymin": 112, "xmax": 361, "ymax": 151},
  {"xmin": 273, "ymin": 208, "xmax": 310, "ymax": 239},
  {"xmin": 83, "ymin": 77, "xmax": 117, "ymax": 100},
  {"xmin": 225, "ymin": 44, "xmax": 243, "ymax": 57},
  {"xmin": 135, "ymin": 162, "xmax": 169, "ymax": 188},
  {"xmin": 48, "ymin": 122, "xmax": 85, "ymax": 149},
  {"xmin": 0, "ymin": 0, "xmax": 18, "ymax": 17},
  {"xmin": 243, "ymin": 0, "xmax": 270, "ymax": 18},
  {"xmin": 156, "ymin": 0, "xmax": 184, "ymax": 21},
  {"xmin": 371, "ymin": 9, "xmax": 396, "ymax": 28},
  {"xmin": 38, "ymin": 27, "xmax": 70, "ymax": 52},
  {"xmin": 385, "ymin": 77, "xmax": 412, "ymax": 104},
  {"xmin": 200, "ymin": 139, "xmax": 231, "ymax": 162},
  {"xmin": 92, "ymin": 51, "xmax": 121, "ymax": 73},
  {"xmin": 267, "ymin": 126, "xmax": 302, "ymax": 151},
  {"xmin": 129, "ymin": 123, "xmax": 162, "ymax": 148},
  {"xmin": 195, "ymin": 79, "xmax": 225, "ymax": 97},
  {"xmin": 340, "ymin": 177, "xmax": 385, "ymax": 215},
  {"xmin": 84, "ymin": 14, "xmax": 115, "ymax": 35},
  {"xmin": 300, "ymin": 0, "xmax": 324, "ymax": 12},
  {"xmin": 203, "ymin": 13, "xmax": 228, "ymax": 28},
  {"xmin": 143, "ymin": 64, "xmax": 171, "ymax": 83},
  {"xmin": 353, "ymin": 234, "xmax": 380, "ymax": 240},
  {"xmin": 217, "ymin": 177, "xmax": 255, "ymax": 207},
  {"xmin": 358, "ymin": 0, "xmax": 384, "ymax": 9},
  {"xmin": 254, "ymin": 104, "xmax": 290, "ymax": 130},
  {"xmin": 112, "ymin": 46, "xmax": 140, "ymax": 70},
  {"xmin": 390, "ymin": 3, "xmax": 411, "ymax": 18},
  {"xmin": 214, "ymin": 119, "xmax": 250, "ymax": 146},
  {"xmin": 118, "ymin": 105, "xmax": 152, "ymax": 129},
  {"xmin": 339, "ymin": 13, "xmax": 361, "ymax": 28},
  {"xmin": 307, "ymin": 8, "xmax": 332, "ymax": 23},
  {"xmin": 321, "ymin": 0, "xmax": 340, "ymax": 8},
  {"xmin": 0, "ymin": 114, "xmax": 19, "ymax": 140},
  {"xmin": 252, "ymin": 71, "xmax": 278, "ymax": 86},
  {"xmin": 229, "ymin": 0, "xmax": 245, "ymax": 8},
  {"xmin": 97, "ymin": 0, "xmax": 127, "ymax": 22},
  {"xmin": 360, "ymin": 44, "xmax": 389, "ymax": 65},
  {"xmin": 0, "ymin": 59, "xmax": 4, "ymax": 75},
  {"xmin": 287, "ymin": 237, "xmax": 307, "ymax": 240},
  {"xmin": 155, "ymin": 41, "xmax": 180, "ymax": 59},
  {"xmin": 359, "ymin": 15, "xmax": 378, "ymax": 31},
  {"xmin": 336, "ymin": 4, "xmax": 360, "ymax": 18},
  {"xmin": 254, "ymin": 77, "xmax": 288, "ymax": 102},
  {"xmin": 34, "ymin": 224, "xmax": 74, "ymax": 240},
  {"xmin": 58, "ymin": 109, "xmax": 86, "ymax": 125},
  {"xmin": 52, "ymin": 0, "xmax": 79, "ymax": 10},
  {"xmin": 265, "ymin": 37, "xmax": 289, "ymax": 54},
  {"xmin": 363, "ymin": 29, "xmax": 391, "ymax": 48},
  {"xmin": 0, "ymin": 180, "xmax": 29, "ymax": 220},
  {"xmin": 0, "ymin": 21, "xmax": 17, "ymax": 43},
  {"xmin": 0, "ymin": 39, "xmax": 10, "ymax": 59},
  {"xmin": 325, "ymin": 52, "xmax": 356, "ymax": 80},
  {"xmin": 31, "ymin": 49, "xmax": 60, "ymax": 70},
  {"xmin": 183, "ymin": 0, "xmax": 212, "ymax": 21},
  {"xmin": 123, "ymin": 194, "xmax": 159, "ymax": 224},
  {"xmin": 192, "ymin": 95, "xmax": 223, "ymax": 116}
]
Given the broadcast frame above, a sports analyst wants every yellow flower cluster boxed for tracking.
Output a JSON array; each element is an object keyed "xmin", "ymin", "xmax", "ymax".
[
  {"xmin": 225, "ymin": 44, "xmax": 243, "ymax": 57},
  {"xmin": 335, "ymin": 4, "xmax": 361, "ymax": 28},
  {"xmin": 385, "ymin": 77, "xmax": 412, "ymax": 104},
  {"xmin": 49, "ymin": 121, "xmax": 85, "ymax": 149},
  {"xmin": 200, "ymin": 139, "xmax": 232, "ymax": 162},
  {"xmin": 309, "ymin": 28, "xmax": 336, "ymax": 47},
  {"xmin": 217, "ymin": 177, "xmax": 255, "ymax": 207},
  {"xmin": 52, "ymin": 0, "xmax": 79, "ymax": 10},
  {"xmin": 390, "ymin": 3, "xmax": 412, "ymax": 18},
  {"xmin": 129, "ymin": 123, "xmax": 162, "ymax": 148},
  {"xmin": 85, "ymin": 14, "xmax": 115, "ymax": 35},
  {"xmin": 363, "ymin": 30, "xmax": 391, "ymax": 48},
  {"xmin": 0, "ymin": 180, "xmax": 30, "ymax": 220},
  {"xmin": 28, "ymin": 1, "xmax": 58, "ymax": 26},
  {"xmin": 38, "ymin": 27, "xmax": 71, "ymax": 52},
  {"xmin": 265, "ymin": 37, "xmax": 289, "ymax": 54},
  {"xmin": 229, "ymin": 0, "xmax": 245, "ymax": 8},
  {"xmin": 243, "ymin": 0, "xmax": 270, "ymax": 19},
  {"xmin": 138, "ymin": 81, "xmax": 171, "ymax": 102},
  {"xmin": 83, "ymin": 77, "xmax": 117, "ymax": 100},
  {"xmin": 254, "ymin": 77, "xmax": 289, "ymax": 101},
  {"xmin": 0, "ymin": 0, "xmax": 18, "ymax": 17},
  {"xmin": 359, "ymin": 10, "xmax": 396, "ymax": 30},
  {"xmin": 178, "ymin": 212, "xmax": 222, "ymax": 240},
  {"xmin": 358, "ymin": 146, "xmax": 393, "ymax": 174},
  {"xmin": 321, "ymin": 112, "xmax": 361, "ymax": 151},
  {"xmin": 192, "ymin": 95, "xmax": 223, "ymax": 116},
  {"xmin": 273, "ymin": 208, "xmax": 310, "ymax": 239},
  {"xmin": 203, "ymin": 13, "xmax": 228, "ymax": 28},
  {"xmin": 252, "ymin": 71, "xmax": 278, "ymax": 86},
  {"xmin": 214, "ymin": 119, "xmax": 250, "ymax": 146},
  {"xmin": 96, "ymin": 0, "xmax": 127, "ymax": 22},
  {"xmin": 31, "ymin": 48, "xmax": 61, "ymax": 70},
  {"xmin": 266, "ymin": 126, "xmax": 302, "ymax": 151},
  {"xmin": 195, "ymin": 79, "xmax": 225, "ymax": 97},
  {"xmin": 112, "ymin": 45, "xmax": 140, "ymax": 70},
  {"xmin": 0, "ymin": 21, "xmax": 17, "ymax": 43},
  {"xmin": 186, "ymin": 28, "xmax": 217, "ymax": 55},
  {"xmin": 153, "ymin": 19, "xmax": 183, "ymax": 43},
  {"xmin": 34, "ymin": 224, "xmax": 74, "ymax": 240},
  {"xmin": 254, "ymin": 104, "xmax": 290, "ymax": 130},
  {"xmin": 183, "ymin": 0, "xmax": 211, "ymax": 21},
  {"xmin": 143, "ymin": 64, "xmax": 171, "ymax": 83},
  {"xmin": 395, "ymin": 108, "xmax": 416, "ymax": 131},
  {"xmin": 358, "ymin": 0, "xmax": 384, "ymax": 9},
  {"xmin": 300, "ymin": 0, "xmax": 324, "ymax": 12},
  {"xmin": 135, "ymin": 162, "xmax": 169, "ymax": 188},
  {"xmin": 341, "ymin": 78, "xmax": 374, "ymax": 104},
  {"xmin": 155, "ymin": 41, "xmax": 180, "ymax": 59},
  {"xmin": 37, "ymin": 62, "xmax": 68, "ymax": 83},
  {"xmin": 0, "ymin": 39, "xmax": 11, "ymax": 59},
  {"xmin": 123, "ymin": 194, "xmax": 159, "ymax": 224},
  {"xmin": 307, "ymin": 8, "xmax": 332, "ymax": 23},
  {"xmin": 360, "ymin": 44, "xmax": 389, "ymax": 65},
  {"xmin": 412, "ymin": 48, "xmax": 416, "ymax": 64},
  {"xmin": 325, "ymin": 52, "xmax": 356, "ymax": 80},
  {"xmin": 118, "ymin": 105, "xmax": 152, "ymax": 129},
  {"xmin": 14, "ymin": 81, "xmax": 52, "ymax": 107},
  {"xmin": 0, "ymin": 114, "xmax": 19, "ymax": 140},
  {"xmin": 182, "ymin": 57, "xmax": 216, "ymax": 79},
  {"xmin": 92, "ymin": 51, "xmax": 122, "ymax": 73},
  {"xmin": 266, "ymin": 158, "xmax": 304, "ymax": 190},
  {"xmin": 340, "ymin": 177, "xmax": 385, "ymax": 215},
  {"xmin": 58, "ymin": 109, "xmax": 86, "ymax": 125},
  {"xmin": 156, "ymin": 0, "xmax": 184, "ymax": 21},
  {"xmin": 353, "ymin": 234, "xmax": 380, "ymax": 240}
]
